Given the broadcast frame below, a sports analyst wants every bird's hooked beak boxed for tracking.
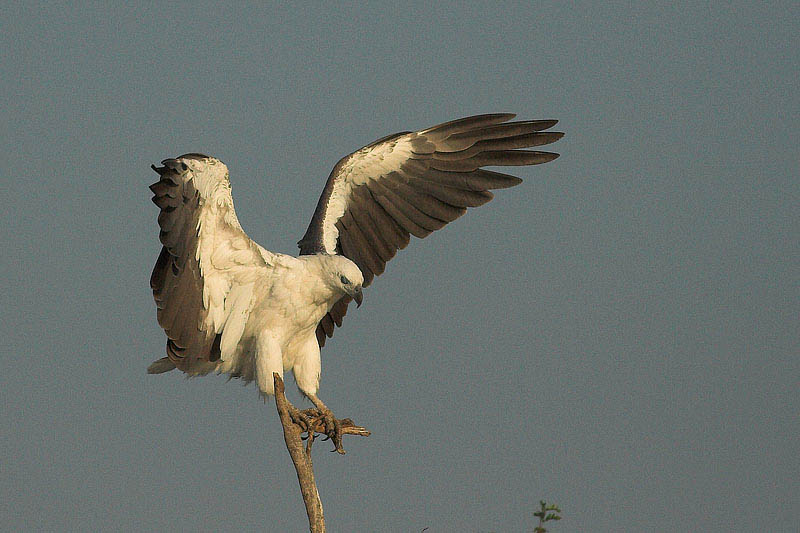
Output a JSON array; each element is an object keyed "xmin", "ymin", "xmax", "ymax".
[{"xmin": 350, "ymin": 285, "xmax": 363, "ymax": 308}]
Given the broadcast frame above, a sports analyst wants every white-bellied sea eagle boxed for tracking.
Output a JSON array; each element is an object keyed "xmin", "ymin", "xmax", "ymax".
[{"xmin": 147, "ymin": 113, "xmax": 562, "ymax": 451}]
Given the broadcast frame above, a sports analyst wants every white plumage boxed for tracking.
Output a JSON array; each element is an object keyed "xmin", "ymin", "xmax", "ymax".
[
  {"xmin": 148, "ymin": 154, "xmax": 363, "ymax": 395},
  {"xmin": 147, "ymin": 114, "xmax": 562, "ymax": 413}
]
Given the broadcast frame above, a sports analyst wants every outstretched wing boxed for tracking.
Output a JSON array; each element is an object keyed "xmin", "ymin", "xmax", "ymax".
[
  {"xmin": 298, "ymin": 113, "xmax": 563, "ymax": 346},
  {"xmin": 148, "ymin": 154, "xmax": 274, "ymax": 374}
]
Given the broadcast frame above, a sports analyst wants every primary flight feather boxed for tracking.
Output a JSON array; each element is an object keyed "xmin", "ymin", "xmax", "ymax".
[{"xmin": 147, "ymin": 113, "xmax": 562, "ymax": 448}]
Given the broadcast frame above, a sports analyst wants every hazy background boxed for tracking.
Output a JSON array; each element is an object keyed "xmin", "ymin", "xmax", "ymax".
[{"xmin": 1, "ymin": 2, "xmax": 797, "ymax": 531}]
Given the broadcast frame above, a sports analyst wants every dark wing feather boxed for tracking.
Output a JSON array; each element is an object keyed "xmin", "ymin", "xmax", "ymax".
[{"xmin": 298, "ymin": 113, "xmax": 563, "ymax": 346}]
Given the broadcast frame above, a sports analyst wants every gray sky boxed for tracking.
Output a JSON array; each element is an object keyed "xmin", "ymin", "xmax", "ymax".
[{"xmin": 1, "ymin": 2, "xmax": 797, "ymax": 531}]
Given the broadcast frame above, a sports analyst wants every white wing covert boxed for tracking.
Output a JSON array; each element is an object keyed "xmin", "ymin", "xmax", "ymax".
[
  {"xmin": 298, "ymin": 113, "xmax": 563, "ymax": 346},
  {"xmin": 148, "ymin": 154, "xmax": 273, "ymax": 374}
]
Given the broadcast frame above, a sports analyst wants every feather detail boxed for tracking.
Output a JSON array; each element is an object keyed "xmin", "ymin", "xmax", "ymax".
[
  {"xmin": 298, "ymin": 113, "xmax": 562, "ymax": 346},
  {"xmin": 148, "ymin": 155, "xmax": 272, "ymax": 375}
]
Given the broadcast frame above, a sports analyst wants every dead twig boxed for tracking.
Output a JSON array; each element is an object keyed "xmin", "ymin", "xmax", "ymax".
[{"xmin": 273, "ymin": 373, "xmax": 370, "ymax": 532}]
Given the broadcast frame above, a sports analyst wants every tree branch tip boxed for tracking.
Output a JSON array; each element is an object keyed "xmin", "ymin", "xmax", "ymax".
[{"xmin": 272, "ymin": 372, "xmax": 285, "ymax": 393}]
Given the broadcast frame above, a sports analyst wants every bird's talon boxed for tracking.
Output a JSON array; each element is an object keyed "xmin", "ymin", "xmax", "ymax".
[
  {"xmin": 287, "ymin": 404, "xmax": 314, "ymax": 439},
  {"xmin": 305, "ymin": 407, "xmax": 344, "ymax": 453}
]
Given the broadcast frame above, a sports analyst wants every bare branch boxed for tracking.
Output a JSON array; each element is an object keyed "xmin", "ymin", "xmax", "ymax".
[
  {"xmin": 273, "ymin": 373, "xmax": 325, "ymax": 533},
  {"xmin": 273, "ymin": 373, "xmax": 371, "ymax": 531}
]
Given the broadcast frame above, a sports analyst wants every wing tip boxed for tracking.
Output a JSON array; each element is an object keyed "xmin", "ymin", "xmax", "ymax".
[
  {"xmin": 147, "ymin": 357, "xmax": 176, "ymax": 374},
  {"xmin": 421, "ymin": 113, "xmax": 518, "ymax": 135},
  {"xmin": 177, "ymin": 152, "xmax": 211, "ymax": 160}
]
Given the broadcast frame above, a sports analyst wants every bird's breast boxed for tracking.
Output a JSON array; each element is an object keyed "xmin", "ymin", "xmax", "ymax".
[{"xmin": 247, "ymin": 267, "xmax": 337, "ymax": 342}]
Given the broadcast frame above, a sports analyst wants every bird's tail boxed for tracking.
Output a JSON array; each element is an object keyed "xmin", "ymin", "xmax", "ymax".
[{"xmin": 147, "ymin": 357, "xmax": 176, "ymax": 374}]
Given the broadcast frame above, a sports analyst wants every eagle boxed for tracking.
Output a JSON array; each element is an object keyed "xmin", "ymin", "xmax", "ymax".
[{"xmin": 147, "ymin": 113, "xmax": 562, "ymax": 451}]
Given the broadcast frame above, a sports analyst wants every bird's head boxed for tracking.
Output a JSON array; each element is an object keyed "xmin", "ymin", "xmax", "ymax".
[{"xmin": 323, "ymin": 255, "xmax": 364, "ymax": 307}]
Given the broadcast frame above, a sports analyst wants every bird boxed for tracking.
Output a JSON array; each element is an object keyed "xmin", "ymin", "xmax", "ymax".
[{"xmin": 147, "ymin": 113, "xmax": 563, "ymax": 451}]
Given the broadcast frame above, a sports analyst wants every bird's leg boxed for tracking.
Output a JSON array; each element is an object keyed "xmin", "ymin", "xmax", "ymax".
[{"xmin": 306, "ymin": 394, "xmax": 346, "ymax": 454}]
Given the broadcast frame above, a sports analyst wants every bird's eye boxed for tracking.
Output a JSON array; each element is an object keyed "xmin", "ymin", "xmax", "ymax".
[{"xmin": 340, "ymin": 275, "xmax": 350, "ymax": 285}]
